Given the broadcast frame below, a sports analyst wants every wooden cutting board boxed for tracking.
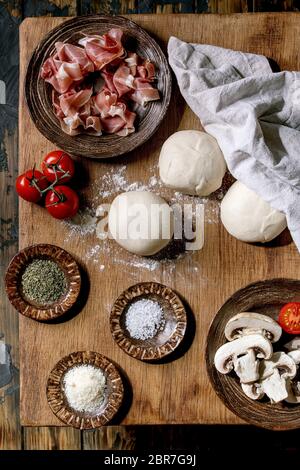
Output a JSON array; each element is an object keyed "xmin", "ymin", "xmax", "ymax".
[{"xmin": 19, "ymin": 13, "xmax": 299, "ymax": 426}]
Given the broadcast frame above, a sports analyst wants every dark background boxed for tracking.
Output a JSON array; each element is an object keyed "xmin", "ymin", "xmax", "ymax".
[{"xmin": 1, "ymin": 0, "xmax": 300, "ymax": 452}]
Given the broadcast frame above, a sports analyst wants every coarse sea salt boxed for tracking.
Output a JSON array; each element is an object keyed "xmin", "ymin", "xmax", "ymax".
[
  {"xmin": 125, "ymin": 299, "xmax": 165, "ymax": 340},
  {"xmin": 63, "ymin": 364, "xmax": 106, "ymax": 413}
]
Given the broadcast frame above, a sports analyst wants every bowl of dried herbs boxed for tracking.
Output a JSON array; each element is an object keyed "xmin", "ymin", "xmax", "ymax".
[{"xmin": 5, "ymin": 244, "xmax": 81, "ymax": 321}]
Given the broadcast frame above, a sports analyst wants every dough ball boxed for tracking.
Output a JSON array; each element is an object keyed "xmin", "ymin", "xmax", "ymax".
[
  {"xmin": 108, "ymin": 191, "xmax": 174, "ymax": 256},
  {"xmin": 159, "ymin": 130, "xmax": 226, "ymax": 196},
  {"xmin": 220, "ymin": 181, "xmax": 287, "ymax": 243}
]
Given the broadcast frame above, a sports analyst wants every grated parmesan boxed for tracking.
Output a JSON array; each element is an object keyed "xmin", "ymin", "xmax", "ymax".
[
  {"xmin": 125, "ymin": 299, "xmax": 165, "ymax": 340},
  {"xmin": 63, "ymin": 365, "xmax": 106, "ymax": 413}
]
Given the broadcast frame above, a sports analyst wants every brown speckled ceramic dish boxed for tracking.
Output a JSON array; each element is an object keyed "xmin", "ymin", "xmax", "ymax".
[
  {"xmin": 110, "ymin": 282, "xmax": 187, "ymax": 361},
  {"xmin": 25, "ymin": 15, "xmax": 172, "ymax": 159},
  {"xmin": 206, "ymin": 278, "xmax": 300, "ymax": 431},
  {"xmin": 5, "ymin": 244, "xmax": 81, "ymax": 322},
  {"xmin": 46, "ymin": 351, "xmax": 124, "ymax": 429}
]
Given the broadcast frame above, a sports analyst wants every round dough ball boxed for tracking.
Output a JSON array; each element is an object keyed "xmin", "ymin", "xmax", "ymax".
[
  {"xmin": 159, "ymin": 130, "xmax": 226, "ymax": 196},
  {"xmin": 108, "ymin": 191, "xmax": 174, "ymax": 256},
  {"xmin": 220, "ymin": 181, "xmax": 287, "ymax": 243}
]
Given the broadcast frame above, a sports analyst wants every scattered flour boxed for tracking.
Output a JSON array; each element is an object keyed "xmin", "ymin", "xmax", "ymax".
[{"xmin": 62, "ymin": 164, "xmax": 223, "ymax": 274}]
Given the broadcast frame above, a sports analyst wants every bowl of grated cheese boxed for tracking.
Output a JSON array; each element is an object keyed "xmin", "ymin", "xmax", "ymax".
[
  {"xmin": 110, "ymin": 282, "xmax": 187, "ymax": 361},
  {"xmin": 46, "ymin": 351, "xmax": 124, "ymax": 429}
]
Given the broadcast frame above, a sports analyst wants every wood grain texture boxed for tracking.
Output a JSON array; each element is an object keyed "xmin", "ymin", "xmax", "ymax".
[
  {"xmin": 19, "ymin": 13, "xmax": 300, "ymax": 427},
  {"xmin": 206, "ymin": 279, "xmax": 300, "ymax": 430},
  {"xmin": 23, "ymin": 427, "xmax": 81, "ymax": 449},
  {"xmin": 82, "ymin": 426, "xmax": 136, "ymax": 449}
]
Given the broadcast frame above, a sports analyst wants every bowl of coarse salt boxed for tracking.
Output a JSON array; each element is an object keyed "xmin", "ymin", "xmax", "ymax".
[
  {"xmin": 46, "ymin": 351, "xmax": 124, "ymax": 429},
  {"xmin": 110, "ymin": 282, "xmax": 187, "ymax": 361}
]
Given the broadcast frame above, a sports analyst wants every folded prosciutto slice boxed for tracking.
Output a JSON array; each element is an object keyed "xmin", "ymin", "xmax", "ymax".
[
  {"xmin": 53, "ymin": 88, "xmax": 102, "ymax": 136},
  {"xmin": 94, "ymin": 88, "xmax": 136, "ymax": 136},
  {"xmin": 41, "ymin": 42, "xmax": 94, "ymax": 93},
  {"xmin": 78, "ymin": 28, "xmax": 125, "ymax": 70},
  {"xmin": 130, "ymin": 78, "xmax": 160, "ymax": 106},
  {"xmin": 41, "ymin": 27, "xmax": 160, "ymax": 137}
]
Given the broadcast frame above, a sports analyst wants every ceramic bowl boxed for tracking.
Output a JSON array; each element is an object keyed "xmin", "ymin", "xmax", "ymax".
[
  {"xmin": 46, "ymin": 351, "xmax": 124, "ymax": 429},
  {"xmin": 5, "ymin": 243, "xmax": 81, "ymax": 321},
  {"xmin": 206, "ymin": 278, "xmax": 300, "ymax": 431},
  {"xmin": 25, "ymin": 15, "xmax": 172, "ymax": 159},
  {"xmin": 110, "ymin": 282, "xmax": 187, "ymax": 361}
]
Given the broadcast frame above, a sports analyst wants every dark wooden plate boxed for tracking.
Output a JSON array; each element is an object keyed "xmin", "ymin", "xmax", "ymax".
[
  {"xmin": 110, "ymin": 282, "xmax": 187, "ymax": 361},
  {"xmin": 25, "ymin": 14, "xmax": 172, "ymax": 159},
  {"xmin": 5, "ymin": 244, "xmax": 81, "ymax": 321},
  {"xmin": 46, "ymin": 351, "xmax": 124, "ymax": 429},
  {"xmin": 206, "ymin": 278, "xmax": 300, "ymax": 431}
]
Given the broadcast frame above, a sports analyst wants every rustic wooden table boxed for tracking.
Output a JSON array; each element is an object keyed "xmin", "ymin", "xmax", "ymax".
[{"xmin": 1, "ymin": 0, "xmax": 300, "ymax": 452}]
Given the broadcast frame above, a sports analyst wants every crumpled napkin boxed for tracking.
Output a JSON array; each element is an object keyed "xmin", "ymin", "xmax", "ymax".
[{"xmin": 168, "ymin": 36, "xmax": 300, "ymax": 251}]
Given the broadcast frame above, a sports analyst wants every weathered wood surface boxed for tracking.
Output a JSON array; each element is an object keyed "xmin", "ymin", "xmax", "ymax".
[
  {"xmin": 1, "ymin": 0, "xmax": 300, "ymax": 451},
  {"xmin": 19, "ymin": 13, "xmax": 299, "ymax": 428}
]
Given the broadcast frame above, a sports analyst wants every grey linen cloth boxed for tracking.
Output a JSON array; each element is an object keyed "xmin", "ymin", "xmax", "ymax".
[{"xmin": 168, "ymin": 36, "xmax": 300, "ymax": 251}]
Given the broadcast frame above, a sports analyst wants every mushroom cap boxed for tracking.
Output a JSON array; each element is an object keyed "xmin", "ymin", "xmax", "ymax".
[
  {"xmin": 224, "ymin": 312, "xmax": 282, "ymax": 343},
  {"xmin": 214, "ymin": 334, "xmax": 273, "ymax": 374},
  {"xmin": 284, "ymin": 337, "xmax": 300, "ymax": 352},
  {"xmin": 285, "ymin": 379, "xmax": 300, "ymax": 404},
  {"xmin": 260, "ymin": 351, "xmax": 297, "ymax": 380},
  {"xmin": 288, "ymin": 350, "xmax": 300, "ymax": 365},
  {"xmin": 241, "ymin": 382, "xmax": 264, "ymax": 400}
]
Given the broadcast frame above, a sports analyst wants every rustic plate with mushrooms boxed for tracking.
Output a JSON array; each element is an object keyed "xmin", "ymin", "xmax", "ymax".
[{"xmin": 206, "ymin": 278, "xmax": 300, "ymax": 431}]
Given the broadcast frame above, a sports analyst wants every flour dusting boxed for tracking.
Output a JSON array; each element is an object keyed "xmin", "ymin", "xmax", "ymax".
[{"xmin": 63, "ymin": 164, "xmax": 223, "ymax": 274}]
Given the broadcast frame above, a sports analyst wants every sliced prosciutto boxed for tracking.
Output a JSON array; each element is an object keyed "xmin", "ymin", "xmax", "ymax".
[
  {"xmin": 41, "ymin": 42, "xmax": 94, "ymax": 93},
  {"xmin": 94, "ymin": 88, "xmax": 136, "ymax": 136},
  {"xmin": 130, "ymin": 78, "xmax": 160, "ymax": 106},
  {"xmin": 78, "ymin": 28, "xmax": 125, "ymax": 70},
  {"xmin": 54, "ymin": 88, "xmax": 102, "ymax": 136},
  {"xmin": 41, "ymin": 27, "xmax": 160, "ymax": 137}
]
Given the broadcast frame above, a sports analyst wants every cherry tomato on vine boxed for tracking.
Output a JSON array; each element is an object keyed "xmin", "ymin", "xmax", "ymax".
[
  {"xmin": 278, "ymin": 303, "xmax": 300, "ymax": 335},
  {"xmin": 42, "ymin": 150, "xmax": 75, "ymax": 183},
  {"xmin": 45, "ymin": 185, "xmax": 79, "ymax": 219},
  {"xmin": 16, "ymin": 169, "xmax": 48, "ymax": 203}
]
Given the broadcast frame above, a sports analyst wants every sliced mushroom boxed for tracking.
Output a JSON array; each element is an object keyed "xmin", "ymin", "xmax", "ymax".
[
  {"xmin": 285, "ymin": 351, "xmax": 300, "ymax": 404},
  {"xmin": 285, "ymin": 337, "xmax": 300, "ymax": 352},
  {"xmin": 288, "ymin": 350, "xmax": 300, "ymax": 365},
  {"xmin": 225, "ymin": 312, "xmax": 282, "ymax": 343},
  {"xmin": 214, "ymin": 334, "xmax": 273, "ymax": 383},
  {"xmin": 285, "ymin": 379, "xmax": 300, "ymax": 404},
  {"xmin": 259, "ymin": 352, "xmax": 297, "ymax": 403},
  {"xmin": 241, "ymin": 382, "xmax": 264, "ymax": 400}
]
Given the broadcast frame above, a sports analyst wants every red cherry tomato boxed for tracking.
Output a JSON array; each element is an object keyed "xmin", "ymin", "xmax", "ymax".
[
  {"xmin": 45, "ymin": 185, "xmax": 79, "ymax": 219},
  {"xmin": 42, "ymin": 150, "xmax": 75, "ymax": 183},
  {"xmin": 16, "ymin": 169, "xmax": 48, "ymax": 203},
  {"xmin": 278, "ymin": 303, "xmax": 300, "ymax": 334}
]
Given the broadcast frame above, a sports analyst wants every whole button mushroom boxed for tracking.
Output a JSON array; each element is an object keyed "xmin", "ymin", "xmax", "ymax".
[
  {"xmin": 225, "ymin": 312, "xmax": 282, "ymax": 343},
  {"xmin": 258, "ymin": 352, "xmax": 297, "ymax": 403},
  {"xmin": 214, "ymin": 334, "xmax": 273, "ymax": 384}
]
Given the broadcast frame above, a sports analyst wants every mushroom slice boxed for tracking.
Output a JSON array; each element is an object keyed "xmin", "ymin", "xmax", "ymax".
[
  {"xmin": 241, "ymin": 382, "xmax": 264, "ymax": 400},
  {"xmin": 259, "ymin": 352, "xmax": 297, "ymax": 403},
  {"xmin": 225, "ymin": 312, "xmax": 282, "ymax": 343},
  {"xmin": 285, "ymin": 379, "xmax": 300, "ymax": 404},
  {"xmin": 261, "ymin": 369, "xmax": 289, "ymax": 403},
  {"xmin": 288, "ymin": 350, "xmax": 300, "ymax": 365},
  {"xmin": 285, "ymin": 337, "xmax": 300, "ymax": 352},
  {"xmin": 284, "ymin": 351, "xmax": 300, "ymax": 404},
  {"xmin": 214, "ymin": 334, "xmax": 273, "ymax": 383}
]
